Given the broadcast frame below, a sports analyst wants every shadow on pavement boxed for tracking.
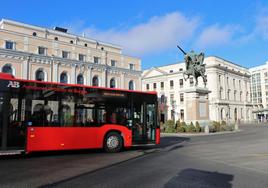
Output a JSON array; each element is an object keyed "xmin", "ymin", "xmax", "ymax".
[
  {"xmin": 165, "ymin": 168, "xmax": 233, "ymax": 188},
  {"xmin": 129, "ymin": 136, "xmax": 190, "ymax": 151}
]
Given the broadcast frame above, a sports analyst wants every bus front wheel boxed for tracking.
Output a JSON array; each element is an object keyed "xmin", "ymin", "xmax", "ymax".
[{"xmin": 104, "ymin": 132, "xmax": 123, "ymax": 153}]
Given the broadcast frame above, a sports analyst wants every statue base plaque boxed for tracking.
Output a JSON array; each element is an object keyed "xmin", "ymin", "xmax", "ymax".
[{"xmin": 183, "ymin": 87, "xmax": 211, "ymax": 126}]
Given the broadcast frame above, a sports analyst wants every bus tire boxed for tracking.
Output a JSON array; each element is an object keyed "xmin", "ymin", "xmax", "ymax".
[{"xmin": 104, "ymin": 132, "xmax": 123, "ymax": 153}]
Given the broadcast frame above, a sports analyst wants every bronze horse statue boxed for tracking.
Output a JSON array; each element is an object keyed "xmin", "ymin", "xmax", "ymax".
[{"xmin": 177, "ymin": 46, "xmax": 207, "ymax": 87}]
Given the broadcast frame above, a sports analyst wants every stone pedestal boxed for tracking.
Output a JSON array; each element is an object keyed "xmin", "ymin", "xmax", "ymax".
[{"xmin": 182, "ymin": 87, "xmax": 211, "ymax": 125}]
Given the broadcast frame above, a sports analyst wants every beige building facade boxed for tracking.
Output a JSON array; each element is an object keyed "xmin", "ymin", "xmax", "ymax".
[
  {"xmin": 0, "ymin": 19, "xmax": 141, "ymax": 90},
  {"xmin": 142, "ymin": 56, "xmax": 253, "ymax": 123}
]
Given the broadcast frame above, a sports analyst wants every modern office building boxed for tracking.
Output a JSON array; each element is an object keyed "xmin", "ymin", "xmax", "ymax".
[
  {"xmin": 249, "ymin": 61, "xmax": 268, "ymax": 121},
  {"xmin": 142, "ymin": 56, "xmax": 253, "ymax": 123},
  {"xmin": 0, "ymin": 19, "xmax": 142, "ymax": 90}
]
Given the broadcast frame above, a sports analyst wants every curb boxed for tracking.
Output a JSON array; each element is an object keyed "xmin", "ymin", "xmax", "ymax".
[{"xmin": 161, "ymin": 129, "xmax": 241, "ymax": 137}]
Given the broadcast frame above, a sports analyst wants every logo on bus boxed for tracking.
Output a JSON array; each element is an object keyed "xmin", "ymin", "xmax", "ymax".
[{"xmin": 7, "ymin": 81, "xmax": 20, "ymax": 88}]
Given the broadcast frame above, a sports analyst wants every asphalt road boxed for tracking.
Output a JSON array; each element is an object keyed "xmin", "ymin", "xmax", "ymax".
[{"xmin": 1, "ymin": 125, "xmax": 268, "ymax": 188}]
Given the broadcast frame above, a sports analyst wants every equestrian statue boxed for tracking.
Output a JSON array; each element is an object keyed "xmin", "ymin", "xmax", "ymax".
[{"xmin": 177, "ymin": 45, "xmax": 207, "ymax": 87}]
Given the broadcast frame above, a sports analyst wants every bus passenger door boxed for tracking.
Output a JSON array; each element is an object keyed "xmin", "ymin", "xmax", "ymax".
[
  {"xmin": 0, "ymin": 91, "xmax": 25, "ymax": 152},
  {"xmin": 132, "ymin": 103, "xmax": 156, "ymax": 144},
  {"xmin": 145, "ymin": 104, "xmax": 156, "ymax": 143}
]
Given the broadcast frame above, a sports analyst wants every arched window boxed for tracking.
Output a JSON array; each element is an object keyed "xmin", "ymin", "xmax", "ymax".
[
  {"xmin": 129, "ymin": 80, "xmax": 134, "ymax": 90},
  {"xmin": 110, "ymin": 78, "xmax": 116, "ymax": 88},
  {"xmin": 35, "ymin": 69, "xmax": 45, "ymax": 81},
  {"xmin": 60, "ymin": 72, "xmax": 68, "ymax": 84},
  {"xmin": 92, "ymin": 76, "xmax": 99, "ymax": 86},
  {"xmin": 2, "ymin": 64, "xmax": 13, "ymax": 74},
  {"xmin": 77, "ymin": 74, "xmax": 84, "ymax": 85}
]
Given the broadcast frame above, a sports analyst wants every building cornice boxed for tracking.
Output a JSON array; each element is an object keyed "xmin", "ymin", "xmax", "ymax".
[{"xmin": 0, "ymin": 48, "xmax": 142, "ymax": 75}]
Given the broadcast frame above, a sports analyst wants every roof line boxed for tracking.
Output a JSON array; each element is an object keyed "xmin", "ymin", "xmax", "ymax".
[{"xmin": 1, "ymin": 18, "xmax": 122, "ymax": 50}]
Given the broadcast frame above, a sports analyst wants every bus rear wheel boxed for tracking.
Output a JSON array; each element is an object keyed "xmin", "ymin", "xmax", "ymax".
[{"xmin": 104, "ymin": 132, "xmax": 123, "ymax": 153}]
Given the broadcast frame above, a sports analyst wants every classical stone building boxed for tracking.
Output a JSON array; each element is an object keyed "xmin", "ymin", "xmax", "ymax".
[
  {"xmin": 0, "ymin": 19, "xmax": 141, "ymax": 90},
  {"xmin": 142, "ymin": 56, "xmax": 253, "ymax": 123}
]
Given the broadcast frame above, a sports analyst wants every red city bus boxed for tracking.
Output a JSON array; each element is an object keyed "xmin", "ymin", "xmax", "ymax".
[{"xmin": 0, "ymin": 73, "xmax": 160, "ymax": 155}]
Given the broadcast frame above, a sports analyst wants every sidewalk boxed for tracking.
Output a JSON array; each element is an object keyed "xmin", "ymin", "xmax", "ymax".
[{"xmin": 161, "ymin": 129, "xmax": 241, "ymax": 137}]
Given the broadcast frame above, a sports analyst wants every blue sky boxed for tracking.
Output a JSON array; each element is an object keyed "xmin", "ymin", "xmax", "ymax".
[{"xmin": 1, "ymin": 0, "xmax": 268, "ymax": 69}]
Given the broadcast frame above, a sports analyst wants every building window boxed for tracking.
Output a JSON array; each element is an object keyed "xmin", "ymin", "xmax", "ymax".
[
  {"xmin": 35, "ymin": 69, "xmax": 45, "ymax": 81},
  {"xmin": 146, "ymin": 84, "xmax": 150, "ymax": 90},
  {"xmin": 160, "ymin": 95, "xmax": 165, "ymax": 104},
  {"xmin": 219, "ymin": 75, "xmax": 221, "ymax": 85},
  {"xmin": 110, "ymin": 78, "xmax": 116, "ymax": 88},
  {"xmin": 78, "ymin": 54, "xmax": 85, "ymax": 61},
  {"xmin": 62, "ymin": 51, "xmax": 69, "ymax": 58},
  {"xmin": 54, "ymin": 37, "xmax": 58, "ymax": 41},
  {"xmin": 94, "ymin": 57, "xmax": 100, "ymax": 64},
  {"xmin": 234, "ymin": 90, "xmax": 237, "ymax": 101},
  {"xmin": 227, "ymin": 77, "xmax": 229, "ymax": 87},
  {"xmin": 170, "ymin": 80, "xmax": 174, "ymax": 89},
  {"xmin": 219, "ymin": 88, "xmax": 223, "ymax": 99},
  {"xmin": 2, "ymin": 64, "xmax": 13, "ymax": 75},
  {"xmin": 84, "ymin": 43, "xmax": 88, "ymax": 47},
  {"xmin": 38, "ymin": 47, "xmax": 46, "ymax": 55},
  {"xmin": 190, "ymin": 77, "xmax": 194, "ymax": 87},
  {"xmin": 180, "ymin": 93, "xmax": 184, "ymax": 102},
  {"xmin": 129, "ymin": 63, "xmax": 134, "ymax": 70},
  {"xmin": 60, "ymin": 72, "xmax": 68, "ymax": 84},
  {"xmin": 111, "ymin": 60, "xmax": 116, "ymax": 67},
  {"xmin": 240, "ymin": 91, "xmax": 242, "ymax": 101},
  {"xmin": 179, "ymin": 79, "xmax": 184, "ymax": 88},
  {"xmin": 239, "ymin": 80, "xmax": 241, "ymax": 89},
  {"xmin": 169, "ymin": 70, "xmax": 173, "ymax": 73},
  {"xmin": 179, "ymin": 68, "xmax": 183, "ymax": 71},
  {"xmin": 77, "ymin": 74, "xmax": 84, "ymax": 85},
  {"xmin": 70, "ymin": 40, "xmax": 73, "ymax": 44},
  {"xmin": 5, "ymin": 41, "xmax": 14, "ymax": 50},
  {"xmin": 180, "ymin": 109, "xmax": 184, "ymax": 120},
  {"xmin": 153, "ymin": 83, "xmax": 157, "ymax": 89},
  {"xmin": 32, "ymin": 32, "xmax": 37, "ymax": 36},
  {"xmin": 92, "ymin": 76, "xmax": 99, "ymax": 86},
  {"xmin": 161, "ymin": 82, "xmax": 164, "ymax": 89},
  {"xmin": 233, "ymin": 79, "xmax": 235, "ymax": 88},
  {"xmin": 170, "ymin": 94, "xmax": 174, "ymax": 105},
  {"xmin": 227, "ymin": 90, "xmax": 230, "ymax": 100},
  {"xmin": 129, "ymin": 80, "xmax": 134, "ymax": 90}
]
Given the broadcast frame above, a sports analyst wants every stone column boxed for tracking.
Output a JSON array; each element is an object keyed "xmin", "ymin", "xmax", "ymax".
[
  {"xmin": 53, "ymin": 61, "xmax": 59, "ymax": 82},
  {"xmin": 120, "ymin": 72, "xmax": 125, "ymax": 89},
  {"xmin": 22, "ymin": 58, "xmax": 29, "ymax": 79},
  {"xmin": 87, "ymin": 66, "xmax": 93, "ymax": 86},
  {"xmin": 101, "ymin": 68, "xmax": 107, "ymax": 87},
  {"xmin": 71, "ymin": 64, "xmax": 76, "ymax": 84}
]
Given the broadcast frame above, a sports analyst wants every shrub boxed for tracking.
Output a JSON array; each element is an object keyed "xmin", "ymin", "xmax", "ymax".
[
  {"xmin": 221, "ymin": 121, "xmax": 227, "ymax": 126},
  {"xmin": 175, "ymin": 120, "xmax": 181, "ymax": 129},
  {"xmin": 181, "ymin": 121, "xmax": 187, "ymax": 127},
  {"xmin": 195, "ymin": 121, "xmax": 201, "ymax": 132},
  {"xmin": 209, "ymin": 125, "xmax": 217, "ymax": 133},
  {"xmin": 225, "ymin": 125, "xmax": 234, "ymax": 131},
  {"xmin": 212, "ymin": 121, "xmax": 221, "ymax": 132},
  {"xmin": 177, "ymin": 126, "xmax": 185, "ymax": 133},
  {"xmin": 164, "ymin": 120, "xmax": 176, "ymax": 133},
  {"xmin": 186, "ymin": 122, "xmax": 196, "ymax": 132}
]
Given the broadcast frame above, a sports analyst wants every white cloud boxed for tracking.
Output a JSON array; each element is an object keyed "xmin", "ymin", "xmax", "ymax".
[
  {"xmin": 194, "ymin": 25, "xmax": 236, "ymax": 49},
  {"xmin": 255, "ymin": 11, "xmax": 268, "ymax": 39},
  {"xmin": 78, "ymin": 12, "xmax": 199, "ymax": 56}
]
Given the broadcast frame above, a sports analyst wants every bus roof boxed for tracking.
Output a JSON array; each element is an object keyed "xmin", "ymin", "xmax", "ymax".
[{"xmin": 0, "ymin": 73, "xmax": 157, "ymax": 95}]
